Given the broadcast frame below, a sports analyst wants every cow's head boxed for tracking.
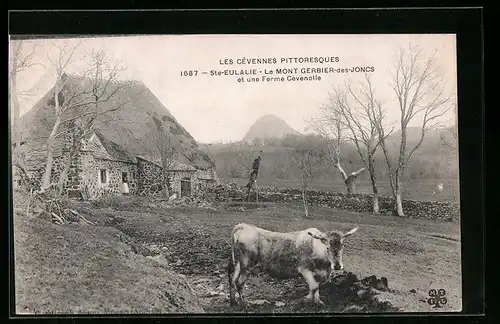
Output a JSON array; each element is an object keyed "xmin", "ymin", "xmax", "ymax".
[{"xmin": 308, "ymin": 227, "xmax": 358, "ymax": 271}]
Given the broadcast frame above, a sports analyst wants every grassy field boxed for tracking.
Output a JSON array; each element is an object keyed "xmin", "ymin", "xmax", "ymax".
[
  {"xmin": 13, "ymin": 193, "xmax": 462, "ymax": 314},
  {"xmin": 224, "ymin": 177, "xmax": 460, "ymax": 202}
]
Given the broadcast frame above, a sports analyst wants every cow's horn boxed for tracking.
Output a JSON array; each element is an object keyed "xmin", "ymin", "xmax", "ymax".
[
  {"xmin": 308, "ymin": 232, "xmax": 320, "ymax": 239},
  {"xmin": 343, "ymin": 227, "xmax": 358, "ymax": 237}
]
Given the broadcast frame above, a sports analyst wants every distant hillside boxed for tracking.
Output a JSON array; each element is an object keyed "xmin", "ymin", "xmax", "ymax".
[
  {"xmin": 385, "ymin": 126, "xmax": 458, "ymax": 155},
  {"xmin": 200, "ymin": 127, "xmax": 459, "ymax": 183},
  {"xmin": 243, "ymin": 114, "xmax": 301, "ymax": 142},
  {"xmin": 18, "ymin": 74, "xmax": 214, "ymax": 171}
]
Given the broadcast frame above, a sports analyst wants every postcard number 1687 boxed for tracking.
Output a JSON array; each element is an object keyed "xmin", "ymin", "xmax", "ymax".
[{"xmin": 180, "ymin": 70, "xmax": 198, "ymax": 76}]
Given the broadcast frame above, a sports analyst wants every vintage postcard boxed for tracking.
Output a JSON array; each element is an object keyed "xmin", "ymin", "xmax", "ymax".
[{"xmin": 10, "ymin": 34, "xmax": 461, "ymax": 314}]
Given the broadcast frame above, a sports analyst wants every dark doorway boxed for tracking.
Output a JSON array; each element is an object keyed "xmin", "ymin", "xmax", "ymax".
[
  {"xmin": 122, "ymin": 172, "xmax": 128, "ymax": 183},
  {"xmin": 180, "ymin": 177, "xmax": 191, "ymax": 197}
]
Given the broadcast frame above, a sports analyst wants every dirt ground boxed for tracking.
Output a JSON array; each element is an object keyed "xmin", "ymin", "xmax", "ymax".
[{"xmin": 13, "ymin": 194, "xmax": 462, "ymax": 314}]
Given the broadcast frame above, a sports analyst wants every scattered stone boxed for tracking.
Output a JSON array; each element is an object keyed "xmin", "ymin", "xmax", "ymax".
[
  {"xmin": 275, "ymin": 301, "xmax": 285, "ymax": 307},
  {"xmin": 357, "ymin": 289, "xmax": 368, "ymax": 299},
  {"xmin": 248, "ymin": 299, "xmax": 270, "ymax": 306},
  {"xmin": 192, "ymin": 278, "xmax": 211, "ymax": 285},
  {"xmin": 342, "ymin": 304, "xmax": 365, "ymax": 312},
  {"xmin": 206, "ymin": 291, "xmax": 222, "ymax": 297},
  {"xmin": 361, "ymin": 275, "xmax": 389, "ymax": 291},
  {"xmin": 145, "ymin": 254, "xmax": 169, "ymax": 267},
  {"xmin": 148, "ymin": 244, "xmax": 161, "ymax": 255},
  {"xmin": 410, "ymin": 289, "xmax": 417, "ymax": 293}
]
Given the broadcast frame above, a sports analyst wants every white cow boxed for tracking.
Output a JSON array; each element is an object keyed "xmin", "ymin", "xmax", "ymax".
[{"xmin": 227, "ymin": 223, "xmax": 358, "ymax": 306}]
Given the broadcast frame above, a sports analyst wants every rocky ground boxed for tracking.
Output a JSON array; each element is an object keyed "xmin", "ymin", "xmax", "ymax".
[{"xmin": 12, "ymin": 189, "xmax": 462, "ymax": 314}]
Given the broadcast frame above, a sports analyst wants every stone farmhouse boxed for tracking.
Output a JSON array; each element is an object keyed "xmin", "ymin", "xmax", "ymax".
[{"xmin": 13, "ymin": 74, "xmax": 219, "ymax": 200}]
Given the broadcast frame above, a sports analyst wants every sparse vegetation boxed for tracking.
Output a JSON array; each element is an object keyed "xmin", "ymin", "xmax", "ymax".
[
  {"xmin": 13, "ymin": 192, "xmax": 461, "ymax": 313},
  {"xmin": 202, "ymin": 130, "xmax": 458, "ymax": 202}
]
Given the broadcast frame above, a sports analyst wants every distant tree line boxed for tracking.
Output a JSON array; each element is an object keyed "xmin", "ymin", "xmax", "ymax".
[
  {"xmin": 211, "ymin": 132, "xmax": 458, "ymax": 184},
  {"xmin": 206, "ymin": 44, "xmax": 458, "ymax": 217}
]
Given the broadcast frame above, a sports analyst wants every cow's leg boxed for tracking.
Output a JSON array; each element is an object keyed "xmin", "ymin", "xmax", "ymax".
[
  {"xmin": 228, "ymin": 258, "xmax": 238, "ymax": 306},
  {"xmin": 298, "ymin": 267, "xmax": 323, "ymax": 305},
  {"xmin": 313, "ymin": 289, "xmax": 323, "ymax": 305},
  {"xmin": 235, "ymin": 269, "xmax": 249, "ymax": 307},
  {"xmin": 229, "ymin": 261, "xmax": 241, "ymax": 306},
  {"xmin": 235, "ymin": 255, "xmax": 252, "ymax": 307}
]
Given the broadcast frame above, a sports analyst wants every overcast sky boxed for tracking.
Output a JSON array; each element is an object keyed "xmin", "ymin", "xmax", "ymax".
[{"xmin": 11, "ymin": 34, "xmax": 457, "ymax": 143}]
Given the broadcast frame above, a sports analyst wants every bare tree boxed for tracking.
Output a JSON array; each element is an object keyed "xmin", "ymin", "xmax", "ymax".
[
  {"xmin": 149, "ymin": 116, "xmax": 177, "ymax": 198},
  {"xmin": 39, "ymin": 40, "xmax": 83, "ymax": 191},
  {"xmin": 9, "ymin": 40, "xmax": 41, "ymax": 174},
  {"xmin": 440, "ymin": 102, "xmax": 458, "ymax": 151},
  {"xmin": 334, "ymin": 74, "xmax": 394, "ymax": 214},
  {"xmin": 289, "ymin": 147, "xmax": 321, "ymax": 218},
  {"xmin": 375, "ymin": 44, "xmax": 453, "ymax": 216},
  {"xmin": 42, "ymin": 46, "xmax": 138, "ymax": 194},
  {"xmin": 308, "ymin": 93, "xmax": 366, "ymax": 194}
]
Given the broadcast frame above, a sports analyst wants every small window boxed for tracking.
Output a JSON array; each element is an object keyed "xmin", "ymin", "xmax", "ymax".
[{"xmin": 100, "ymin": 169, "xmax": 108, "ymax": 184}]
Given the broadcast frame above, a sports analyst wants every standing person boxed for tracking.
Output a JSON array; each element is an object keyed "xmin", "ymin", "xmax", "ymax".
[{"xmin": 245, "ymin": 153, "xmax": 262, "ymax": 201}]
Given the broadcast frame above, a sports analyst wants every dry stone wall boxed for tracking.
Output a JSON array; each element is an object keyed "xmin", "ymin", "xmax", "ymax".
[
  {"xmin": 136, "ymin": 158, "xmax": 164, "ymax": 196},
  {"xmin": 169, "ymin": 170, "xmax": 195, "ymax": 197},
  {"xmin": 212, "ymin": 184, "xmax": 460, "ymax": 221}
]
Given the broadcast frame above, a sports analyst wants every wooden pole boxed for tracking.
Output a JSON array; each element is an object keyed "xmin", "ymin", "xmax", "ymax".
[{"xmin": 255, "ymin": 180, "xmax": 259, "ymax": 203}]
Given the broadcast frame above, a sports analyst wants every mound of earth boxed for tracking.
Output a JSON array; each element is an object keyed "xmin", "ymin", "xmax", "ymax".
[
  {"xmin": 204, "ymin": 272, "xmax": 398, "ymax": 313},
  {"xmin": 13, "ymin": 191, "xmax": 204, "ymax": 314}
]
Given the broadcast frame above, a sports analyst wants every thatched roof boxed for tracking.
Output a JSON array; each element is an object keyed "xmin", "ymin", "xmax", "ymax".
[
  {"xmin": 92, "ymin": 131, "xmax": 136, "ymax": 163},
  {"xmin": 136, "ymin": 155, "xmax": 196, "ymax": 172},
  {"xmin": 18, "ymin": 74, "xmax": 215, "ymax": 171}
]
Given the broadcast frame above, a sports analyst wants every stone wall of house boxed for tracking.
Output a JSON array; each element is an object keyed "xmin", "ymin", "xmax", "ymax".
[
  {"xmin": 193, "ymin": 169, "xmax": 218, "ymax": 195},
  {"xmin": 15, "ymin": 119, "xmax": 83, "ymax": 194},
  {"xmin": 81, "ymin": 153, "xmax": 138, "ymax": 199},
  {"xmin": 168, "ymin": 171, "xmax": 196, "ymax": 197},
  {"xmin": 136, "ymin": 158, "xmax": 164, "ymax": 196},
  {"xmin": 213, "ymin": 184, "xmax": 460, "ymax": 221},
  {"xmin": 59, "ymin": 149, "xmax": 84, "ymax": 198}
]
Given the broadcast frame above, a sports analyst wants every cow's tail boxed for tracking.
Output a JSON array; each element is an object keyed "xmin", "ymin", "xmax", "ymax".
[
  {"xmin": 228, "ymin": 224, "xmax": 243, "ymax": 290},
  {"xmin": 230, "ymin": 223, "xmax": 246, "ymax": 263}
]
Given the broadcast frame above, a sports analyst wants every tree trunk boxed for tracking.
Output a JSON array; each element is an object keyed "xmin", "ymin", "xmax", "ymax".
[
  {"xmin": 393, "ymin": 124, "xmax": 407, "ymax": 217},
  {"xmin": 373, "ymin": 193, "xmax": 380, "ymax": 215},
  {"xmin": 393, "ymin": 173, "xmax": 405, "ymax": 217},
  {"xmin": 41, "ymin": 117, "xmax": 61, "ymax": 191},
  {"xmin": 368, "ymin": 160, "xmax": 379, "ymax": 214},
  {"xmin": 245, "ymin": 171, "xmax": 256, "ymax": 202},
  {"xmin": 10, "ymin": 54, "xmax": 24, "ymax": 170},
  {"xmin": 339, "ymin": 164, "xmax": 365, "ymax": 194},
  {"xmin": 301, "ymin": 187, "xmax": 309, "ymax": 218},
  {"xmin": 346, "ymin": 180, "xmax": 355, "ymax": 194}
]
